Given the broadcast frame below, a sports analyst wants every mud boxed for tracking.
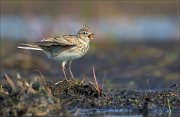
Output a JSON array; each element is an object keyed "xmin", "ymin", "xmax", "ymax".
[{"xmin": 0, "ymin": 75, "xmax": 179, "ymax": 117}]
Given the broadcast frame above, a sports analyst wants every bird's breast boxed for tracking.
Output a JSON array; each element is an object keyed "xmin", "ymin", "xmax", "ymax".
[{"xmin": 52, "ymin": 43, "xmax": 89, "ymax": 62}]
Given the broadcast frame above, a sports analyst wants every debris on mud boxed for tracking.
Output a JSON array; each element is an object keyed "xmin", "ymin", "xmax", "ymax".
[
  {"xmin": 0, "ymin": 74, "xmax": 179, "ymax": 116},
  {"xmin": 0, "ymin": 74, "xmax": 71, "ymax": 117},
  {"xmin": 50, "ymin": 79, "xmax": 101, "ymax": 99}
]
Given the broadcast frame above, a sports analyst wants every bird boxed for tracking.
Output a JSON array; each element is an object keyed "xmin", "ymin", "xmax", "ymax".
[{"xmin": 18, "ymin": 25, "xmax": 94, "ymax": 80}]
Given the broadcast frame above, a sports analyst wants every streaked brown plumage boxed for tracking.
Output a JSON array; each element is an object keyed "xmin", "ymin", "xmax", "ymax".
[{"xmin": 18, "ymin": 25, "xmax": 94, "ymax": 80}]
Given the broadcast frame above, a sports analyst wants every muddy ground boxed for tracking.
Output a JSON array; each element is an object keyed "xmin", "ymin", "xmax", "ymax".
[{"xmin": 0, "ymin": 75, "xmax": 179, "ymax": 116}]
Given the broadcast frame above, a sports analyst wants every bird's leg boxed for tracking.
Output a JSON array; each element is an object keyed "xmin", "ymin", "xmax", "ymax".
[
  {"xmin": 61, "ymin": 61, "xmax": 68, "ymax": 80},
  {"xmin": 69, "ymin": 61, "xmax": 74, "ymax": 79}
]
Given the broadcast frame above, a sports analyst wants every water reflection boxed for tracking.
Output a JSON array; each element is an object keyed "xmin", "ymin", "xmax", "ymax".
[{"xmin": 75, "ymin": 108, "xmax": 180, "ymax": 117}]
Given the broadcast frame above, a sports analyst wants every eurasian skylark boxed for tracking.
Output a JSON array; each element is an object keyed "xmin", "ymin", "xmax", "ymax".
[{"xmin": 18, "ymin": 25, "xmax": 94, "ymax": 80}]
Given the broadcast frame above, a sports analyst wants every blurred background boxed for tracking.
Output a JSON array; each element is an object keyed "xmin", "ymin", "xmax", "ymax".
[{"xmin": 1, "ymin": 0, "xmax": 179, "ymax": 89}]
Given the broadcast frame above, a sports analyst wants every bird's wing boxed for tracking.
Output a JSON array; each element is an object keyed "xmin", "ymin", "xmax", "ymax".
[
  {"xmin": 35, "ymin": 35, "xmax": 78, "ymax": 55},
  {"xmin": 35, "ymin": 35, "xmax": 79, "ymax": 46}
]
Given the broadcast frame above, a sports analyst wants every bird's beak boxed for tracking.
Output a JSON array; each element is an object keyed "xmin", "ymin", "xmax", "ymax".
[{"xmin": 88, "ymin": 33, "xmax": 95, "ymax": 40}]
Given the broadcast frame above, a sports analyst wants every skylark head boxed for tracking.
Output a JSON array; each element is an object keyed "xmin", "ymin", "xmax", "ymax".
[{"xmin": 77, "ymin": 25, "xmax": 94, "ymax": 40}]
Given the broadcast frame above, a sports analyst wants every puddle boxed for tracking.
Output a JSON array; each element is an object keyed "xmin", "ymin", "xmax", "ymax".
[{"xmin": 71, "ymin": 108, "xmax": 180, "ymax": 117}]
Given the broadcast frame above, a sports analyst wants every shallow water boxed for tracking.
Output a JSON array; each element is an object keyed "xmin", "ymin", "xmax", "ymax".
[
  {"xmin": 0, "ymin": 16, "xmax": 177, "ymax": 40},
  {"xmin": 73, "ymin": 108, "xmax": 180, "ymax": 117}
]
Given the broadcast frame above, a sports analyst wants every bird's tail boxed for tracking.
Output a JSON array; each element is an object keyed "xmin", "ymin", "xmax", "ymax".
[{"xmin": 17, "ymin": 43, "xmax": 42, "ymax": 51}]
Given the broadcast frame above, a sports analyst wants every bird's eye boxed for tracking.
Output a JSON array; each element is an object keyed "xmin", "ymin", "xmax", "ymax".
[{"xmin": 82, "ymin": 32, "xmax": 87, "ymax": 35}]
